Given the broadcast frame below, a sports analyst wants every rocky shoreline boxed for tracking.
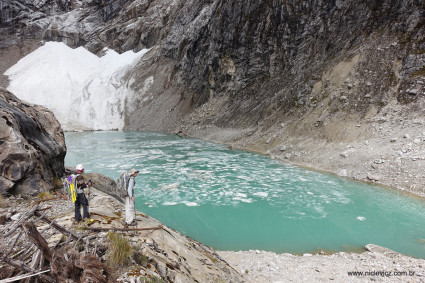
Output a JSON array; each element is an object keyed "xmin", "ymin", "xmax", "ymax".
[
  {"xmin": 181, "ymin": 97, "xmax": 425, "ymax": 201},
  {"xmin": 218, "ymin": 247, "xmax": 425, "ymax": 283}
]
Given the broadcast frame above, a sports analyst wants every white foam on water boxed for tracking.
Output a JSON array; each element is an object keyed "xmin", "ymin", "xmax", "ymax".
[
  {"xmin": 253, "ymin": 192, "xmax": 269, "ymax": 198},
  {"xmin": 148, "ymin": 149, "xmax": 164, "ymax": 155},
  {"xmin": 162, "ymin": 183, "xmax": 180, "ymax": 190},
  {"xmin": 298, "ymin": 176, "xmax": 309, "ymax": 182},
  {"xmin": 357, "ymin": 216, "xmax": 366, "ymax": 221},
  {"xmin": 185, "ymin": 202, "xmax": 199, "ymax": 207},
  {"xmin": 232, "ymin": 197, "xmax": 254, "ymax": 203},
  {"xmin": 118, "ymin": 164, "xmax": 132, "ymax": 169},
  {"xmin": 313, "ymin": 205, "xmax": 327, "ymax": 218},
  {"xmin": 162, "ymin": 202, "xmax": 178, "ymax": 206}
]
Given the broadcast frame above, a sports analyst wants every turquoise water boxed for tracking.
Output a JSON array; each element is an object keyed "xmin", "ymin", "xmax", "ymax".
[{"xmin": 65, "ymin": 131, "xmax": 425, "ymax": 258}]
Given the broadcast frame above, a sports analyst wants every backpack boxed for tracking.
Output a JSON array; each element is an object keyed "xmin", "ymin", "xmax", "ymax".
[
  {"xmin": 118, "ymin": 171, "xmax": 130, "ymax": 198},
  {"xmin": 62, "ymin": 175, "xmax": 77, "ymax": 203}
]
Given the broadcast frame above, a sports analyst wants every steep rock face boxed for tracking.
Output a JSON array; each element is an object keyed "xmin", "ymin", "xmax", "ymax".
[
  {"xmin": 0, "ymin": 87, "xmax": 66, "ymax": 196},
  {"xmin": 113, "ymin": 0, "xmax": 425, "ymax": 136},
  {"xmin": 161, "ymin": 0, "xmax": 425, "ymax": 116},
  {"xmin": 0, "ymin": 0, "xmax": 184, "ymax": 53},
  {"xmin": 1, "ymin": 0, "xmax": 104, "ymax": 48}
]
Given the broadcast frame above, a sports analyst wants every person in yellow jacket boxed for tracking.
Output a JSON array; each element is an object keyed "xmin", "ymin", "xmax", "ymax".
[{"xmin": 72, "ymin": 164, "xmax": 91, "ymax": 223}]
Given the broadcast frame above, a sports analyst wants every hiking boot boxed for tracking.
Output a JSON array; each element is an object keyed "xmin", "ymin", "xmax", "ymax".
[{"xmin": 84, "ymin": 218, "xmax": 94, "ymax": 225}]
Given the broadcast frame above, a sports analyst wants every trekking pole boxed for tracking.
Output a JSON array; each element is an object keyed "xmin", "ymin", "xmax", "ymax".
[
  {"xmin": 87, "ymin": 185, "xmax": 91, "ymax": 216},
  {"xmin": 134, "ymin": 196, "xmax": 137, "ymax": 228},
  {"xmin": 86, "ymin": 187, "xmax": 90, "ymax": 204}
]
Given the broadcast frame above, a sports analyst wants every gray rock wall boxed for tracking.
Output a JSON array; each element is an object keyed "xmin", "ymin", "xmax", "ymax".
[
  {"xmin": 161, "ymin": 0, "xmax": 424, "ymax": 112},
  {"xmin": 0, "ymin": 88, "xmax": 66, "ymax": 196}
]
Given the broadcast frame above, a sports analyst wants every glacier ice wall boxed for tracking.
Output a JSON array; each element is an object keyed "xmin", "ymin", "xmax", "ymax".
[{"xmin": 5, "ymin": 42, "xmax": 148, "ymax": 131}]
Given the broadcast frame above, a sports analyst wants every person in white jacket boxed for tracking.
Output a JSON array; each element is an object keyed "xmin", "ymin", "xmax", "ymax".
[{"xmin": 125, "ymin": 169, "xmax": 139, "ymax": 226}]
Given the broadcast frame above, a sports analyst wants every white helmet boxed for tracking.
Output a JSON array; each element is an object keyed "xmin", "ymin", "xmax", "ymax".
[{"xmin": 76, "ymin": 164, "xmax": 84, "ymax": 171}]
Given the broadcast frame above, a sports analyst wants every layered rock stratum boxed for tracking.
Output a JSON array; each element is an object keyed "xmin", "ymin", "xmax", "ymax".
[{"xmin": 0, "ymin": 88, "xmax": 66, "ymax": 195}]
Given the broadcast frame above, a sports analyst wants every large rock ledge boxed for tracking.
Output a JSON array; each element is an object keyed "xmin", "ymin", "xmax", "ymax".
[
  {"xmin": 0, "ymin": 183, "xmax": 242, "ymax": 282},
  {"xmin": 0, "ymin": 87, "xmax": 66, "ymax": 196}
]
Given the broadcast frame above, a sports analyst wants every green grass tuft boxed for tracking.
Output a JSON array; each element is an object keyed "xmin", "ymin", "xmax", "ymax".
[
  {"xmin": 37, "ymin": 191, "xmax": 54, "ymax": 199},
  {"xmin": 106, "ymin": 232, "xmax": 133, "ymax": 267},
  {"xmin": 0, "ymin": 195, "xmax": 5, "ymax": 208},
  {"xmin": 138, "ymin": 276, "xmax": 164, "ymax": 283},
  {"xmin": 410, "ymin": 67, "xmax": 425, "ymax": 77}
]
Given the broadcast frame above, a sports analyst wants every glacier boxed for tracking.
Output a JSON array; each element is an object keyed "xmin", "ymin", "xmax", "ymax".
[{"xmin": 5, "ymin": 42, "xmax": 148, "ymax": 131}]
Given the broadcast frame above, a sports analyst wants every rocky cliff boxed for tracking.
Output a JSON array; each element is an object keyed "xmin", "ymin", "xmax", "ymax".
[
  {"xmin": 1, "ymin": 0, "xmax": 424, "ymax": 194},
  {"xmin": 0, "ymin": 88, "xmax": 66, "ymax": 195}
]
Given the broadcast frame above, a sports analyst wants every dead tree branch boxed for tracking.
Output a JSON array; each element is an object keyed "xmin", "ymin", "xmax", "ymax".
[
  {"xmin": 84, "ymin": 225, "xmax": 163, "ymax": 232},
  {"xmin": 5, "ymin": 231, "xmax": 22, "ymax": 257},
  {"xmin": 0, "ymin": 269, "xmax": 51, "ymax": 283},
  {"xmin": 22, "ymin": 222, "xmax": 83, "ymax": 282},
  {"xmin": 31, "ymin": 194, "xmax": 67, "ymax": 207},
  {"xmin": 2, "ymin": 204, "xmax": 39, "ymax": 237},
  {"xmin": 0, "ymin": 251, "xmax": 54, "ymax": 282},
  {"xmin": 33, "ymin": 211, "xmax": 89, "ymax": 241}
]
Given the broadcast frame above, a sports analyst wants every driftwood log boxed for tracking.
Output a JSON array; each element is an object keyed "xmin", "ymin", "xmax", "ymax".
[
  {"xmin": 31, "ymin": 192, "xmax": 68, "ymax": 207},
  {"xmin": 2, "ymin": 204, "xmax": 40, "ymax": 238},
  {"xmin": 33, "ymin": 210, "xmax": 89, "ymax": 242},
  {"xmin": 84, "ymin": 225, "xmax": 163, "ymax": 232}
]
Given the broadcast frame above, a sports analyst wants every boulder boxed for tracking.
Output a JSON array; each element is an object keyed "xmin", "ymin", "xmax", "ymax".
[
  {"xmin": 0, "ymin": 88, "xmax": 66, "ymax": 196},
  {"xmin": 365, "ymin": 244, "xmax": 399, "ymax": 255},
  {"xmin": 84, "ymin": 172, "xmax": 123, "ymax": 204}
]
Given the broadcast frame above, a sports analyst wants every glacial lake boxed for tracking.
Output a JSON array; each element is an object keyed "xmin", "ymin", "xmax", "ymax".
[{"xmin": 65, "ymin": 131, "xmax": 425, "ymax": 258}]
